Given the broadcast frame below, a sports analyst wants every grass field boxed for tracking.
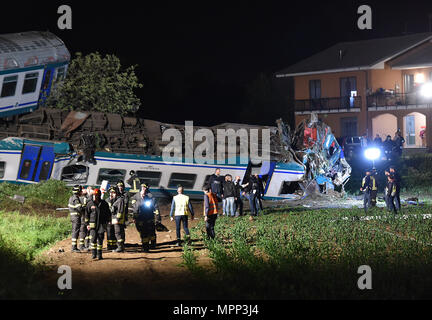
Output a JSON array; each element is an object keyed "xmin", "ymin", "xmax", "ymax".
[
  {"xmin": 0, "ymin": 181, "xmax": 71, "ymax": 299},
  {"xmin": 184, "ymin": 206, "xmax": 432, "ymax": 299}
]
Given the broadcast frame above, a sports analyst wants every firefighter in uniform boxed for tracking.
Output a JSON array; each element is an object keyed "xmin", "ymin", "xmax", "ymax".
[
  {"xmin": 86, "ymin": 188, "xmax": 110, "ymax": 260},
  {"xmin": 109, "ymin": 186, "xmax": 126, "ymax": 252},
  {"xmin": 132, "ymin": 184, "xmax": 161, "ymax": 252},
  {"xmin": 78, "ymin": 186, "xmax": 93, "ymax": 251},
  {"xmin": 106, "ymin": 187, "xmax": 118, "ymax": 251},
  {"xmin": 68, "ymin": 185, "xmax": 85, "ymax": 253},
  {"xmin": 116, "ymin": 180, "xmax": 130, "ymax": 232},
  {"xmin": 360, "ymin": 169, "xmax": 376, "ymax": 213},
  {"xmin": 370, "ymin": 169, "xmax": 378, "ymax": 207},
  {"xmin": 127, "ymin": 170, "xmax": 141, "ymax": 196}
]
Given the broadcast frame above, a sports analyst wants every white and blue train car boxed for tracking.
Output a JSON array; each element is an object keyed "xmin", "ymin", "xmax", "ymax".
[
  {"xmin": 0, "ymin": 31, "xmax": 70, "ymax": 118},
  {"xmin": 0, "ymin": 137, "xmax": 306, "ymax": 201}
]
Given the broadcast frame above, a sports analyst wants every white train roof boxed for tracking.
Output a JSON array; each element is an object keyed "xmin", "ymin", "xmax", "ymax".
[{"xmin": 0, "ymin": 31, "xmax": 70, "ymax": 72}]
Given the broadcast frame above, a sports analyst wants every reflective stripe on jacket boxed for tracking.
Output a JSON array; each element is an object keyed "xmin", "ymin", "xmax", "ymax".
[{"xmin": 204, "ymin": 192, "xmax": 218, "ymax": 216}]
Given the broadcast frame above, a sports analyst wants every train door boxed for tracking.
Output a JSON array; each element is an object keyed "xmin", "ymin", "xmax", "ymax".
[
  {"xmin": 38, "ymin": 66, "xmax": 55, "ymax": 104},
  {"xmin": 18, "ymin": 144, "xmax": 55, "ymax": 182},
  {"xmin": 243, "ymin": 160, "xmax": 276, "ymax": 195}
]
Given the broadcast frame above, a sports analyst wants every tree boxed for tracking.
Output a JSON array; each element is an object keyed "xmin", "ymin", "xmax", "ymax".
[{"xmin": 46, "ymin": 52, "xmax": 143, "ymax": 116}]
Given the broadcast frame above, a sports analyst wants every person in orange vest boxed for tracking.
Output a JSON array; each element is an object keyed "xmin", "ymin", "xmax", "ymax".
[{"xmin": 203, "ymin": 184, "xmax": 218, "ymax": 240}]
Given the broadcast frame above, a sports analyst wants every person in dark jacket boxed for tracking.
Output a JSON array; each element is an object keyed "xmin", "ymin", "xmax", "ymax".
[
  {"xmin": 127, "ymin": 170, "xmax": 141, "ymax": 195},
  {"xmin": 222, "ymin": 174, "xmax": 236, "ymax": 217},
  {"xmin": 108, "ymin": 187, "xmax": 126, "ymax": 253},
  {"xmin": 233, "ymin": 176, "xmax": 245, "ymax": 217},
  {"xmin": 388, "ymin": 166, "xmax": 401, "ymax": 211},
  {"xmin": 208, "ymin": 168, "xmax": 224, "ymax": 200},
  {"xmin": 86, "ymin": 188, "xmax": 111, "ymax": 260},
  {"xmin": 383, "ymin": 135, "xmax": 394, "ymax": 160},
  {"xmin": 243, "ymin": 174, "xmax": 262, "ymax": 220},
  {"xmin": 68, "ymin": 185, "xmax": 85, "ymax": 253},
  {"xmin": 384, "ymin": 174, "xmax": 397, "ymax": 214},
  {"xmin": 253, "ymin": 174, "xmax": 265, "ymax": 212},
  {"xmin": 360, "ymin": 169, "xmax": 376, "ymax": 213}
]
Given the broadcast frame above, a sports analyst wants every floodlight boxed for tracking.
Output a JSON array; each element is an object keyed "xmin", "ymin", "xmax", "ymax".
[
  {"xmin": 420, "ymin": 82, "xmax": 432, "ymax": 98},
  {"xmin": 364, "ymin": 147, "xmax": 381, "ymax": 161}
]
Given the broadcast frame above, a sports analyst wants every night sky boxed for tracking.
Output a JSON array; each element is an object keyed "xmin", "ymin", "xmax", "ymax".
[{"xmin": 2, "ymin": 1, "xmax": 432, "ymax": 126}]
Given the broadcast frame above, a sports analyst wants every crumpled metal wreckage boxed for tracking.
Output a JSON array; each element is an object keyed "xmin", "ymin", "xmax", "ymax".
[{"xmin": 276, "ymin": 114, "xmax": 351, "ymax": 197}]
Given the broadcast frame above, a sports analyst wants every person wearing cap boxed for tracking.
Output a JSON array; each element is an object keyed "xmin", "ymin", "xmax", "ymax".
[
  {"xmin": 132, "ymin": 183, "xmax": 160, "ymax": 252},
  {"xmin": 116, "ymin": 180, "xmax": 129, "ymax": 240},
  {"xmin": 86, "ymin": 188, "xmax": 111, "ymax": 260},
  {"xmin": 360, "ymin": 169, "xmax": 375, "ymax": 213},
  {"xmin": 127, "ymin": 170, "xmax": 141, "ymax": 196},
  {"xmin": 108, "ymin": 186, "xmax": 126, "ymax": 252},
  {"xmin": 68, "ymin": 185, "xmax": 85, "ymax": 253},
  {"xmin": 169, "ymin": 185, "xmax": 195, "ymax": 246},
  {"xmin": 78, "ymin": 186, "xmax": 93, "ymax": 251}
]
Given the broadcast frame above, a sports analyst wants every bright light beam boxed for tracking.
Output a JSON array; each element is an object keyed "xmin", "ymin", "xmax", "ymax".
[{"xmin": 420, "ymin": 82, "xmax": 432, "ymax": 98}]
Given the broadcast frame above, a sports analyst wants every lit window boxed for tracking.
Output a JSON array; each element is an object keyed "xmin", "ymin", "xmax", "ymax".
[{"xmin": 1, "ymin": 75, "xmax": 18, "ymax": 98}]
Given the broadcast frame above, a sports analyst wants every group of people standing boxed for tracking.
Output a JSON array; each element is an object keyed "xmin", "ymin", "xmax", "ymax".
[
  {"xmin": 360, "ymin": 166, "xmax": 401, "ymax": 214},
  {"xmin": 68, "ymin": 178, "xmax": 162, "ymax": 259},
  {"xmin": 363, "ymin": 129, "xmax": 405, "ymax": 159},
  {"xmin": 207, "ymin": 168, "xmax": 265, "ymax": 220}
]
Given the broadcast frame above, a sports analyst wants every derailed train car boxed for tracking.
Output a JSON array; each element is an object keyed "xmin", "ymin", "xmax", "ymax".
[{"xmin": 0, "ymin": 107, "xmax": 350, "ymax": 200}]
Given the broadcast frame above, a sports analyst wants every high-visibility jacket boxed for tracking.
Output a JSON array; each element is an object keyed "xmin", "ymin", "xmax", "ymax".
[
  {"xmin": 127, "ymin": 175, "xmax": 141, "ymax": 193},
  {"xmin": 68, "ymin": 195, "xmax": 84, "ymax": 216},
  {"xmin": 109, "ymin": 196, "xmax": 126, "ymax": 224},
  {"xmin": 170, "ymin": 194, "xmax": 194, "ymax": 217},
  {"xmin": 361, "ymin": 175, "xmax": 377, "ymax": 192},
  {"xmin": 204, "ymin": 192, "xmax": 218, "ymax": 216}
]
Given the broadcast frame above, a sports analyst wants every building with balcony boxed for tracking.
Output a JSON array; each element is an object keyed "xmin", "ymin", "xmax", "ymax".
[{"xmin": 276, "ymin": 32, "xmax": 432, "ymax": 150}]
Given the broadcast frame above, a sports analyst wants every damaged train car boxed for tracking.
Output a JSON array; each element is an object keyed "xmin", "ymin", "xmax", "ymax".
[{"xmin": 0, "ymin": 108, "xmax": 350, "ymax": 200}]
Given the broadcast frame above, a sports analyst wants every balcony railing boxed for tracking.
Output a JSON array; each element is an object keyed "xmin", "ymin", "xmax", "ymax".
[
  {"xmin": 367, "ymin": 93, "xmax": 432, "ymax": 108},
  {"xmin": 295, "ymin": 96, "xmax": 362, "ymax": 113}
]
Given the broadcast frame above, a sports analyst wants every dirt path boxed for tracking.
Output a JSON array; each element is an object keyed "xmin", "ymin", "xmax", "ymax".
[{"xmin": 39, "ymin": 203, "xmax": 215, "ymax": 299}]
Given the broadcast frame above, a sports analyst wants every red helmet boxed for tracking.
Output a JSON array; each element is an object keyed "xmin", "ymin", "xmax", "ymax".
[{"xmin": 93, "ymin": 188, "xmax": 101, "ymax": 197}]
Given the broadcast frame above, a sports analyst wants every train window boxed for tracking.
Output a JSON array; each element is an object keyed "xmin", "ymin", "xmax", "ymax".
[
  {"xmin": 56, "ymin": 67, "xmax": 66, "ymax": 82},
  {"xmin": 279, "ymin": 181, "xmax": 301, "ymax": 195},
  {"xmin": 22, "ymin": 73, "xmax": 39, "ymax": 94},
  {"xmin": 96, "ymin": 168, "xmax": 126, "ymax": 185},
  {"xmin": 0, "ymin": 162, "xmax": 5, "ymax": 178},
  {"xmin": 19, "ymin": 160, "xmax": 32, "ymax": 179},
  {"xmin": 1, "ymin": 75, "xmax": 18, "ymax": 98},
  {"xmin": 38, "ymin": 161, "xmax": 52, "ymax": 181},
  {"xmin": 61, "ymin": 165, "xmax": 89, "ymax": 184},
  {"xmin": 168, "ymin": 173, "xmax": 197, "ymax": 189},
  {"xmin": 136, "ymin": 171, "xmax": 162, "ymax": 187}
]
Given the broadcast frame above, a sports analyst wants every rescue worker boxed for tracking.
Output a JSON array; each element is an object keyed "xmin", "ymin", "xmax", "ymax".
[
  {"xmin": 127, "ymin": 170, "xmax": 141, "ymax": 196},
  {"xmin": 388, "ymin": 166, "xmax": 401, "ymax": 211},
  {"xmin": 360, "ymin": 169, "xmax": 375, "ymax": 213},
  {"xmin": 116, "ymin": 180, "xmax": 129, "ymax": 245},
  {"xmin": 384, "ymin": 174, "xmax": 397, "ymax": 214},
  {"xmin": 109, "ymin": 187, "xmax": 126, "ymax": 252},
  {"xmin": 370, "ymin": 169, "xmax": 378, "ymax": 207},
  {"xmin": 68, "ymin": 185, "xmax": 85, "ymax": 253},
  {"xmin": 253, "ymin": 174, "xmax": 265, "ymax": 212},
  {"xmin": 203, "ymin": 184, "xmax": 218, "ymax": 239},
  {"xmin": 106, "ymin": 187, "xmax": 118, "ymax": 251},
  {"xmin": 78, "ymin": 186, "xmax": 93, "ymax": 251},
  {"xmin": 169, "ymin": 185, "xmax": 195, "ymax": 246},
  {"xmin": 132, "ymin": 184, "xmax": 161, "ymax": 252},
  {"xmin": 86, "ymin": 188, "xmax": 111, "ymax": 260}
]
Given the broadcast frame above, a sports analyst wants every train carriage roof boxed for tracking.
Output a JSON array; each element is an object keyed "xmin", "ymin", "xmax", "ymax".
[{"xmin": 0, "ymin": 31, "xmax": 70, "ymax": 72}]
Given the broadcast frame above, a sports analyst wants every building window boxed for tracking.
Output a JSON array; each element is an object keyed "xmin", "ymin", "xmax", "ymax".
[
  {"xmin": 0, "ymin": 161, "xmax": 5, "ymax": 178},
  {"xmin": 340, "ymin": 117, "xmax": 358, "ymax": 137},
  {"xmin": 136, "ymin": 171, "xmax": 162, "ymax": 187},
  {"xmin": 168, "ymin": 173, "xmax": 197, "ymax": 189},
  {"xmin": 61, "ymin": 165, "xmax": 89, "ymax": 184},
  {"xmin": 96, "ymin": 168, "xmax": 126, "ymax": 185},
  {"xmin": 340, "ymin": 77, "xmax": 357, "ymax": 108},
  {"xmin": 22, "ymin": 72, "xmax": 39, "ymax": 94},
  {"xmin": 309, "ymin": 80, "xmax": 321, "ymax": 99},
  {"xmin": 1, "ymin": 75, "xmax": 18, "ymax": 98},
  {"xmin": 404, "ymin": 74, "xmax": 415, "ymax": 93}
]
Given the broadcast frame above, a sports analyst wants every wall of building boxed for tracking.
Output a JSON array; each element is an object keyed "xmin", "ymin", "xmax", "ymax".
[{"xmin": 369, "ymin": 68, "xmax": 403, "ymax": 94}]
